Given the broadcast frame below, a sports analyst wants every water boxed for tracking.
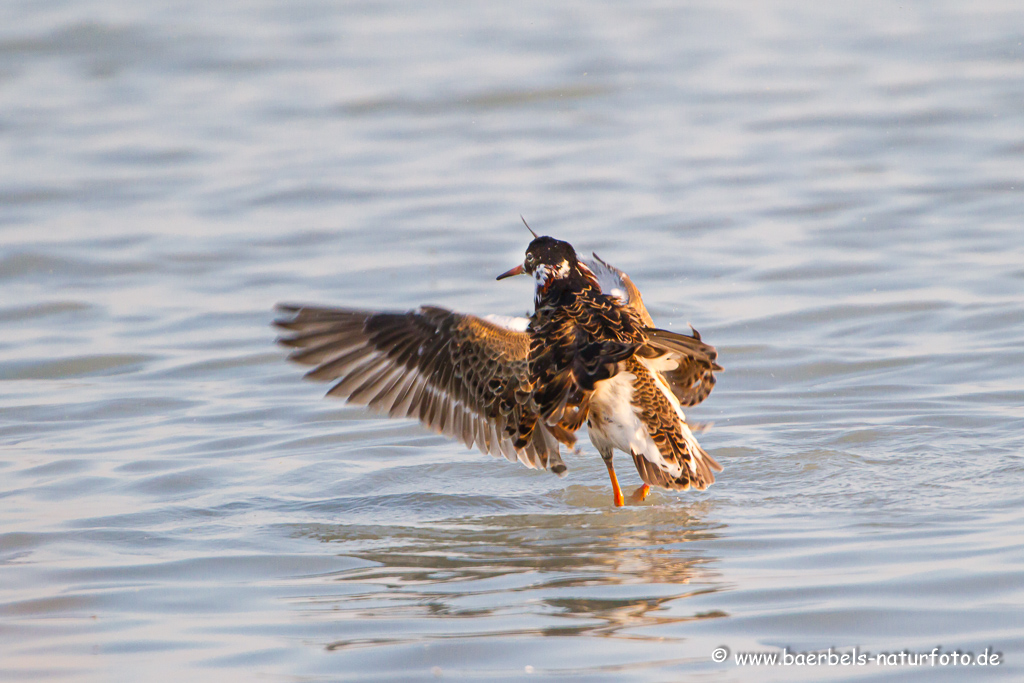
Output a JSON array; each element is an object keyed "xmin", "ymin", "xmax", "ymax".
[{"xmin": 2, "ymin": 1, "xmax": 1022, "ymax": 681}]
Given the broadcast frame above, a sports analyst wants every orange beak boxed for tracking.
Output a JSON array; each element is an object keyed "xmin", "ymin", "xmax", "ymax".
[{"xmin": 496, "ymin": 264, "xmax": 525, "ymax": 280}]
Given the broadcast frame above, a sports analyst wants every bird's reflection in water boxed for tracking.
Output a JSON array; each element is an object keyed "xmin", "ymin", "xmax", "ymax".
[{"xmin": 293, "ymin": 500, "xmax": 728, "ymax": 652}]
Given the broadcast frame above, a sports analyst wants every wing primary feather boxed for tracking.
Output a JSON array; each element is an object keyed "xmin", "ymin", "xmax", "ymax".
[
  {"xmin": 384, "ymin": 373, "xmax": 419, "ymax": 417},
  {"xmin": 366, "ymin": 367, "xmax": 413, "ymax": 411},
  {"xmin": 288, "ymin": 338, "xmax": 362, "ymax": 365},
  {"xmin": 390, "ymin": 376, "xmax": 423, "ymax": 418},
  {"xmin": 349, "ymin": 364, "xmax": 404, "ymax": 405},
  {"xmin": 303, "ymin": 344, "xmax": 377, "ymax": 382}
]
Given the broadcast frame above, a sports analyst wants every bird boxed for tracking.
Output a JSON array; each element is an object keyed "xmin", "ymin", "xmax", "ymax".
[{"xmin": 274, "ymin": 229, "xmax": 722, "ymax": 506}]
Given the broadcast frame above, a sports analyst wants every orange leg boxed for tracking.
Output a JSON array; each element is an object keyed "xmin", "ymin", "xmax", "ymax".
[
  {"xmin": 628, "ymin": 484, "xmax": 651, "ymax": 504},
  {"xmin": 603, "ymin": 458, "xmax": 625, "ymax": 507}
]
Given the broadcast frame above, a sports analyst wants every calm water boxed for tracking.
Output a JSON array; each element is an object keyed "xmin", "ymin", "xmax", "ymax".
[{"xmin": 2, "ymin": 1, "xmax": 1023, "ymax": 681}]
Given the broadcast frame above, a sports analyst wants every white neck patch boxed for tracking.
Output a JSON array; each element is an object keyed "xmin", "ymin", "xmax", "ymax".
[{"xmin": 533, "ymin": 260, "xmax": 571, "ymax": 303}]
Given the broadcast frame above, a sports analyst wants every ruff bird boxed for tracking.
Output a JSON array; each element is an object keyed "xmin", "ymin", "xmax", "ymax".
[{"xmin": 275, "ymin": 233, "xmax": 722, "ymax": 506}]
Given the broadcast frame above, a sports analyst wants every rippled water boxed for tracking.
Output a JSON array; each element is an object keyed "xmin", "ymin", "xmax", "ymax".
[{"xmin": 2, "ymin": 1, "xmax": 1023, "ymax": 681}]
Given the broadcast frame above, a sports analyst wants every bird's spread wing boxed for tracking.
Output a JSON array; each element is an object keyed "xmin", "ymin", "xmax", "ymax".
[
  {"xmin": 581, "ymin": 254, "xmax": 655, "ymax": 326},
  {"xmin": 639, "ymin": 327, "xmax": 722, "ymax": 407},
  {"xmin": 274, "ymin": 305, "xmax": 566, "ymax": 474},
  {"xmin": 583, "ymin": 255, "xmax": 721, "ymax": 404}
]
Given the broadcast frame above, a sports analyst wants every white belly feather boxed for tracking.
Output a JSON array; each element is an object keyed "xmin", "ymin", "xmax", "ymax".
[{"xmin": 587, "ymin": 362, "xmax": 684, "ymax": 479}]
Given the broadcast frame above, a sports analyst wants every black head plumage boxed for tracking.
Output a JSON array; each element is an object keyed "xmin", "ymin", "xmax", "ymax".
[{"xmin": 523, "ymin": 236, "xmax": 578, "ymax": 276}]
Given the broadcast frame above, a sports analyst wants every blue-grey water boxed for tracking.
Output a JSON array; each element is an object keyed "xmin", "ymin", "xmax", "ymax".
[{"xmin": 2, "ymin": 1, "xmax": 1023, "ymax": 681}]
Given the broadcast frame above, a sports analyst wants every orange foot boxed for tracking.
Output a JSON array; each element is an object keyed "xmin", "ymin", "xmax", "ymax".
[
  {"xmin": 628, "ymin": 484, "xmax": 651, "ymax": 504},
  {"xmin": 604, "ymin": 459, "xmax": 625, "ymax": 507}
]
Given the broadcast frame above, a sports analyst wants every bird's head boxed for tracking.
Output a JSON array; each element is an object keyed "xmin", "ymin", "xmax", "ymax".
[{"xmin": 497, "ymin": 235, "xmax": 581, "ymax": 289}]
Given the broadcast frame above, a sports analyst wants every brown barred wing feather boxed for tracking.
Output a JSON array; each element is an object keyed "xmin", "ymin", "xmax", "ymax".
[
  {"xmin": 274, "ymin": 304, "xmax": 566, "ymax": 474},
  {"xmin": 627, "ymin": 358, "xmax": 723, "ymax": 491},
  {"xmin": 640, "ymin": 327, "xmax": 722, "ymax": 407}
]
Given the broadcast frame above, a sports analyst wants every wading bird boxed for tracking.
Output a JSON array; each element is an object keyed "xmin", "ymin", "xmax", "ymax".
[{"xmin": 275, "ymin": 229, "xmax": 722, "ymax": 506}]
